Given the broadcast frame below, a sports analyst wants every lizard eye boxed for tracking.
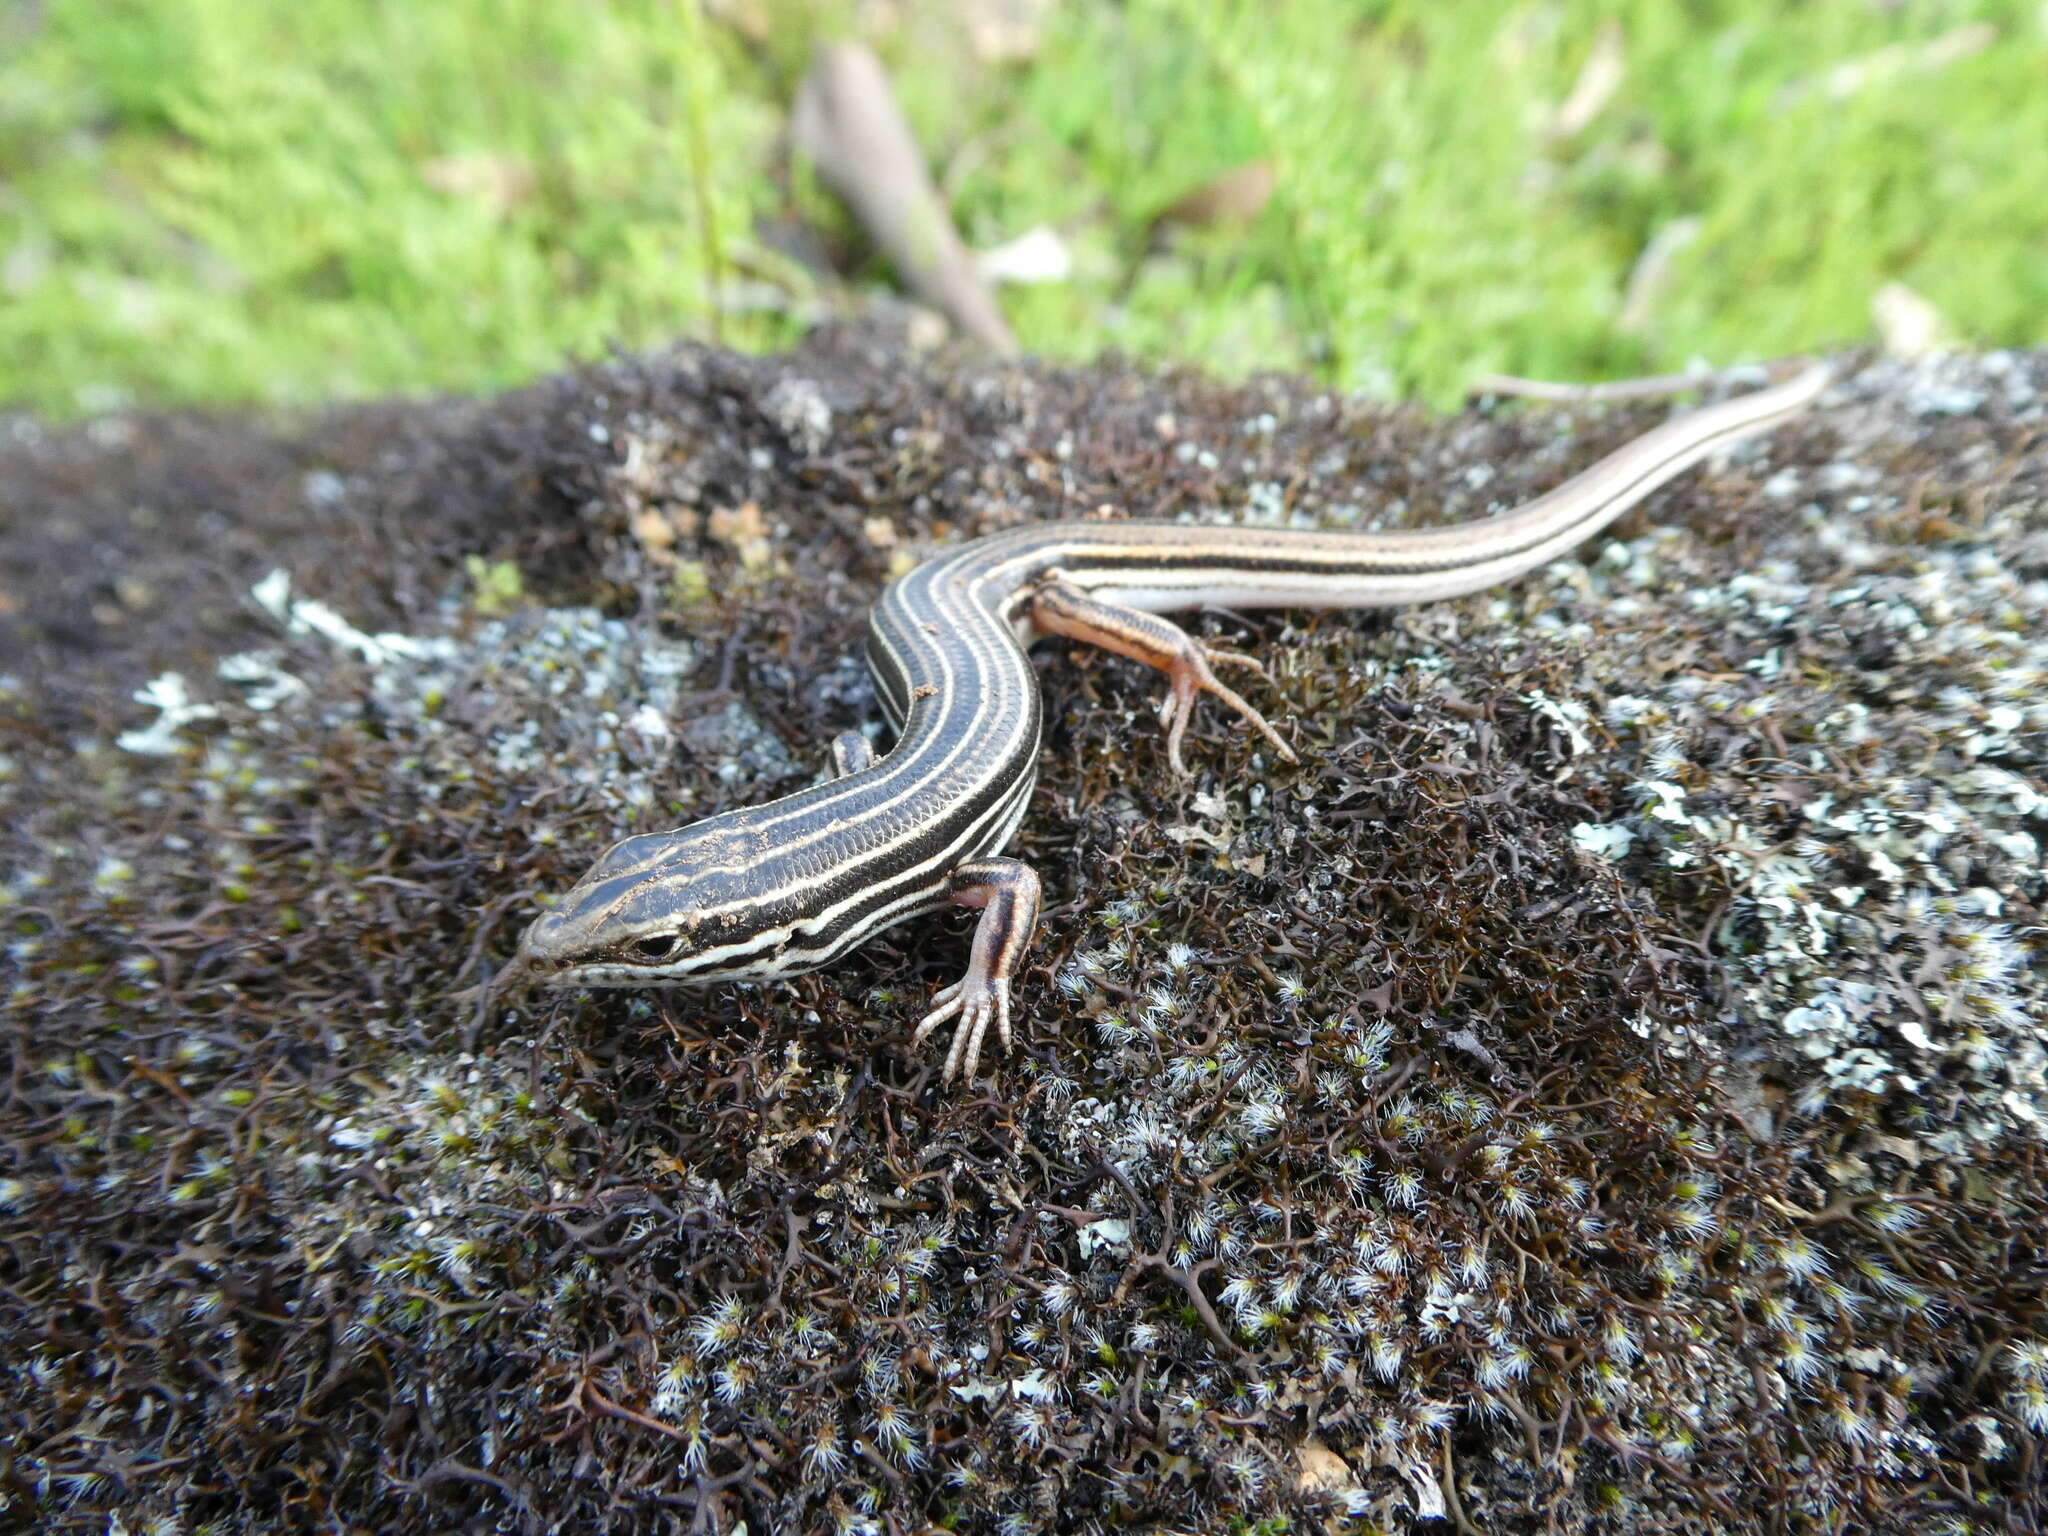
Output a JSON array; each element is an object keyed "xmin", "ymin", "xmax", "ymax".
[{"xmin": 630, "ymin": 934, "xmax": 681, "ymax": 962}]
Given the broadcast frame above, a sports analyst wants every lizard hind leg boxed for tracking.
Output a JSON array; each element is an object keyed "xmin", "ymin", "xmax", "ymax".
[{"xmin": 1029, "ymin": 578, "xmax": 1297, "ymax": 776}]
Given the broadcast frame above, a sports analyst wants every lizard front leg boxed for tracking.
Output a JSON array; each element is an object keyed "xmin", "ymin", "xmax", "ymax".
[{"xmin": 911, "ymin": 858, "xmax": 1042, "ymax": 1082}]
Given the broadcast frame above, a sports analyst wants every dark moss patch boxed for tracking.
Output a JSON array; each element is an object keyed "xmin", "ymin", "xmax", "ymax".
[{"xmin": 3, "ymin": 335, "xmax": 2046, "ymax": 1533}]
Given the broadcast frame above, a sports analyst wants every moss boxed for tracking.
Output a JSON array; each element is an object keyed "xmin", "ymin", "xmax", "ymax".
[
  {"xmin": 1, "ymin": 333, "xmax": 2045, "ymax": 1532},
  {"xmin": 463, "ymin": 555, "xmax": 527, "ymax": 618}
]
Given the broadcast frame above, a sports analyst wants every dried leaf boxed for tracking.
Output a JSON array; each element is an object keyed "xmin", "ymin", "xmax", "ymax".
[
  {"xmin": 1151, "ymin": 160, "xmax": 1276, "ymax": 233},
  {"xmin": 1774, "ymin": 22, "xmax": 1996, "ymax": 109},
  {"xmin": 1295, "ymin": 1438, "xmax": 1358, "ymax": 1496},
  {"xmin": 420, "ymin": 153, "xmax": 536, "ymax": 216},
  {"xmin": 1618, "ymin": 214, "xmax": 1703, "ymax": 335},
  {"xmin": 1545, "ymin": 20, "xmax": 1627, "ymax": 140},
  {"xmin": 957, "ymin": 0, "xmax": 1052, "ymax": 64}
]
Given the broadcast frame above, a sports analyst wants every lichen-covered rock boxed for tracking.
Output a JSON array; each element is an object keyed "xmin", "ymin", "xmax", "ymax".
[{"xmin": 2, "ymin": 334, "xmax": 2044, "ymax": 1533}]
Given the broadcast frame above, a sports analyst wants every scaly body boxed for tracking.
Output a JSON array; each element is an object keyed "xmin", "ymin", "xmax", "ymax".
[{"xmin": 518, "ymin": 366, "xmax": 1830, "ymax": 1079}]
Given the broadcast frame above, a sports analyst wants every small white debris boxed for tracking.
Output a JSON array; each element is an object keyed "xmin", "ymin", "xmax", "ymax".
[
  {"xmin": 117, "ymin": 673, "xmax": 219, "ymax": 755},
  {"xmin": 218, "ymin": 650, "xmax": 309, "ymax": 712},
  {"xmin": 251, "ymin": 567, "xmax": 294, "ymax": 621},
  {"xmin": 1573, "ymin": 821, "xmax": 1635, "ymax": 860},
  {"xmin": 1639, "ymin": 780, "xmax": 1691, "ymax": 824},
  {"xmin": 977, "ymin": 225, "xmax": 1072, "ymax": 286},
  {"xmin": 1524, "ymin": 692, "xmax": 1593, "ymax": 758},
  {"xmin": 254, "ymin": 569, "xmax": 432, "ymax": 666},
  {"xmin": 1399, "ymin": 1459, "xmax": 1447, "ymax": 1519},
  {"xmin": 1012, "ymin": 1369, "xmax": 1059, "ymax": 1402},
  {"xmin": 302, "ymin": 469, "xmax": 347, "ymax": 507},
  {"xmin": 1871, "ymin": 281, "xmax": 1947, "ymax": 360},
  {"xmin": 623, "ymin": 703, "xmax": 673, "ymax": 757},
  {"xmin": 761, "ymin": 377, "xmax": 834, "ymax": 457},
  {"xmin": 1075, "ymin": 1217, "xmax": 1131, "ymax": 1260}
]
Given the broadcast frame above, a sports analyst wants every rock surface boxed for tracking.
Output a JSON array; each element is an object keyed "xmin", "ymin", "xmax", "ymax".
[{"xmin": 2, "ymin": 333, "xmax": 2044, "ymax": 1532}]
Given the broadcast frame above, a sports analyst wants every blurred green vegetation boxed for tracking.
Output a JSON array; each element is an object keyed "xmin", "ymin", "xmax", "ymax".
[{"xmin": 2, "ymin": 0, "xmax": 2044, "ymax": 415}]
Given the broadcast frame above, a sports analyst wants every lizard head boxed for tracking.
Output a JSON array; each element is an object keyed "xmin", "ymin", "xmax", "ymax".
[{"xmin": 516, "ymin": 815, "xmax": 804, "ymax": 987}]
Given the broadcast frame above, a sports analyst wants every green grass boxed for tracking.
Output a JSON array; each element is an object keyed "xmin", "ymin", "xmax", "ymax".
[{"xmin": 3, "ymin": 0, "xmax": 2044, "ymax": 415}]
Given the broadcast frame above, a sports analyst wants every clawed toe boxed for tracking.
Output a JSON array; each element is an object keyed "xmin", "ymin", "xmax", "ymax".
[
  {"xmin": 913, "ymin": 978, "xmax": 1014, "ymax": 1083},
  {"xmin": 1202, "ymin": 644, "xmax": 1272, "ymax": 682},
  {"xmin": 1157, "ymin": 652, "xmax": 1296, "ymax": 774}
]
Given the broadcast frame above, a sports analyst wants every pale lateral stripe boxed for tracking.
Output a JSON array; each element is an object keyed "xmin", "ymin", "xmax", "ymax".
[
  {"xmin": 673, "ymin": 578, "xmax": 1003, "ymax": 891},
  {"xmin": 673, "ymin": 757, "xmax": 1040, "ymax": 977},
  {"xmin": 670, "ymin": 531, "xmax": 1034, "ymax": 880}
]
